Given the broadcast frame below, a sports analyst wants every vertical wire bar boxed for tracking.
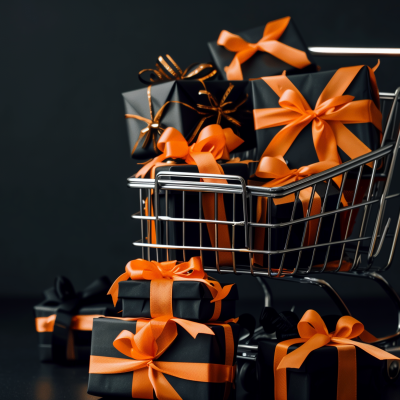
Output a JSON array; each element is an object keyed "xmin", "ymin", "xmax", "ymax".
[
  {"xmin": 307, "ymin": 180, "xmax": 332, "ymax": 274},
  {"xmin": 165, "ymin": 189, "xmax": 169, "ymax": 261},
  {"xmin": 232, "ymin": 193, "xmax": 236, "ymax": 273},
  {"xmin": 294, "ymin": 184, "xmax": 317, "ymax": 274},
  {"xmin": 199, "ymin": 192, "xmax": 203, "ymax": 265},
  {"xmin": 147, "ymin": 188, "xmax": 152, "ymax": 261},
  {"xmin": 182, "ymin": 191, "xmax": 186, "ymax": 262},
  {"xmin": 278, "ymin": 191, "xmax": 300, "ymax": 276},
  {"xmin": 139, "ymin": 188, "xmax": 145, "ymax": 260},
  {"xmin": 322, "ymin": 172, "xmax": 348, "ymax": 273},
  {"xmin": 249, "ymin": 193, "xmax": 254, "ymax": 275},
  {"xmin": 214, "ymin": 192, "xmax": 220, "ymax": 272},
  {"xmin": 267, "ymin": 196, "xmax": 272, "ymax": 277},
  {"xmin": 337, "ymin": 165, "xmax": 364, "ymax": 271}
]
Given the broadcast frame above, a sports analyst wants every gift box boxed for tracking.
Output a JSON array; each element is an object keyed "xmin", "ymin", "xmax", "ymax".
[
  {"xmin": 146, "ymin": 161, "xmax": 250, "ymax": 269},
  {"xmin": 87, "ymin": 317, "xmax": 240, "ymax": 399},
  {"xmin": 123, "ymin": 79, "xmax": 255, "ymax": 160},
  {"xmin": 34, "ymin": 276, "xmax": 117, "ymax": 362},
  {"xmin": 119, "ymin": 280, "xmax": 238, "ymax": 321},
  {"xmin": 256, "ymin": 310, "xmax": 399, "ymax": 400},
  {"xmin": 208, "ymin": 16, "xmax": 317, "ymax": 81},
  {"xmin": 251, "ymin": 65, "xmax": 382, "ymax": 166}
]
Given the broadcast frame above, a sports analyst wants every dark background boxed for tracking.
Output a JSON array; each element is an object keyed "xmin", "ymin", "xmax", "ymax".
[{"xmin": 2, "ymin": 0, "xmax": 400, "ymax": 332}]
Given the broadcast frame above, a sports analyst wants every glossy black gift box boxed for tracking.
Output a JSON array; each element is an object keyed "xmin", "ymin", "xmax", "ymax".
[
  {"xmin": 118, "ymin": 280, "xmax": 238, "ymax": 321},
  {"xmin": 145, "ymin": 162, "xmax": 250, "ymax": 269},
  {"xmin": 123, "ymin": 80, "xmax": 255, "ymax": 160},
  {"xmin": 88, "ymin": 317, "xmax": 240, "ymax": 399},
  {"xmin": 208, "ymin": 19, "xmax": 317, "ymax": 81},
  {"xmin": 256, "ymin": 339, "xmax": 392, "ymax": 400}
]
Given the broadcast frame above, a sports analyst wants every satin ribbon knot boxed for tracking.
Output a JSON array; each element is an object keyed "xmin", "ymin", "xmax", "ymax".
[
  {"xmin": 217, "ymin": 17, "xmax": 312, "ymax": 80},
  {"xmin": 274, "ymin": 310, "xmax": 399, "ymax": 400}
]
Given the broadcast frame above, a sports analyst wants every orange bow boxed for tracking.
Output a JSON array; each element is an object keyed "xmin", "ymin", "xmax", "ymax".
[
  {"xmin": 274, "ymin": 310, "xmax": 399, "ymax": 400},
  {"xmin": 217, "ymin": 17, "xmax": 311, "ymax": 80},
  {"xmin": 252, "ymin": 157, "xmax": 340, "ymax": 268},
  {"xmin": 89, "ymin": 316, "xmax": 236, "ymax": 400},
  {"xmin": 136, "ymin": 124, "xmax": 244, "ymax": 267},
  {"xmin": 254, "ymin": 65, "xmax": 382, "ymax": 170},
  {"xmin": 108, "ymin": 257, "xmax": 234, "ymax": 320}
]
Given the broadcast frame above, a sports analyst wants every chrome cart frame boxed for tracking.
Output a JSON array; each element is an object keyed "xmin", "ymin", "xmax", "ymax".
[{"xmin": 128, "ymin": 48, "xmax": 400, "ymax": 358}]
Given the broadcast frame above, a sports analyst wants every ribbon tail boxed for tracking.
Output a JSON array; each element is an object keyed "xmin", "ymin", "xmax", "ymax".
[
  {"xmin": 148, "ymin": 365, "xmax": 182, "ymax": 400},
  {"xmin": 108, "ymin": 272, "xmax": 130, "ymax": 306},
  {"xmin": 210, "ymin": 284, "xmax": 234, "ymax": 303}
]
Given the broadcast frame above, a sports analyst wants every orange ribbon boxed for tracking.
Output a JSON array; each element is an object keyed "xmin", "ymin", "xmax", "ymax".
[
  {"xmin": 138, "ymin": 54, "xmax": 217, "ymax": 85},
  {"xmin": 136, "ymin": 124, "xmax": 244, "ymax": 266},
  {"xmin": 217, "ymin": 17, "xmax": 312, "ymax": 80},
  {"xmin": 89, "ymin": 316, "xmax": 236, "ymax": 400},
  {"xmin": 35, "ymin": 314, "xmax": 102, "ymax": 332},
  {"xmin": 108, "ymin": 257, "xmax": 234, "ymax": 321},
  {"xmin": 274, "ymin": 310, "xmax": 399, "ymax": 400},
  {"xmin": 254, "ymin": 65, "xmax": 382, "ymax": 169}
]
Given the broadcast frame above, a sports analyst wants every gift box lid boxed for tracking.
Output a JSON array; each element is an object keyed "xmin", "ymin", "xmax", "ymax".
[{"xmin": 118, "ymin": 280, "xmax": 238, "ymax": 301}]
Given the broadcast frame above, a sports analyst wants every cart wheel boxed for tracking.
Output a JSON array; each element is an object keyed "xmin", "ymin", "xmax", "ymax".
[
  {"xmin": 388, "ymin": 359, "xmax": 400, "ymax": 381},
  {"xmin": 238, "ymin": 361, "xmax": 257, "ymax": 393}
]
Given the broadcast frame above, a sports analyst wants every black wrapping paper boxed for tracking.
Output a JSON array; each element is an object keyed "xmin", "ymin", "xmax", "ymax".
[
  {"xmin": 251, "ymin": 66, "xmax": 381, "ymax": 165},
  {"xmin": 34, "ymin": 302, "xmax": 116, "ymax": 362},
  {"xmin": 118, "ymin": 280, "xmax": 238, "ymax": 321},
  {"xmin": 123, "ymin": 80, "xmax": 255, "ymax": 160},
  {"xmin": 146, "ymin": 162, "xmax": 250, "ymax": 269},
  {"xmin": 208, "ymin": 19, "xmax": 317, "ymax": 81},
  {"xmin": 256, "ymin": 339, "xmax": 391, "ymax": 400},
  {"xmin": 88, "ymin": 317, "xmax": 240, "ymax": 399},
  {"xmin": 249, "ymin": 179, "xmax": 344, "ymax": 271}
]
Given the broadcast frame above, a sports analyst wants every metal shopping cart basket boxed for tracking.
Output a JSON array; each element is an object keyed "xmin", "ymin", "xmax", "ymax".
[{"xmin": 127, "ymin": 48, "xmax": 400, "ymax": 370}]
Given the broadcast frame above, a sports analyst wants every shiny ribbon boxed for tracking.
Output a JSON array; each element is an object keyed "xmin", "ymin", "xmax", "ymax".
[
  {"xmin": 138, "ymin": 54, "xmax": 217, "ymax": 85},
  {"xmin": 274, "ymin": 310, "xmax": 399, "ymax": 400},
  {"xmin": 89, "ymin": 316, "xmax": 236, "ymax": 400},
  {"xmin": 136, "ymin": 124, "xmax": 244, "ymax": 266},
  {"xmin": 254, "ymin": 65, "xmax": 382, "ymax": 169},
  {"xmin": 217, "ymin": 17, "xmax": 312, "ymax": 80},
  {"xmin": 108, "ymin": 257, "xmax": 234, "ymax": 321},
  {"xmin": 252, "ymin": 156, "xmax": 341, "ymax": 267}
]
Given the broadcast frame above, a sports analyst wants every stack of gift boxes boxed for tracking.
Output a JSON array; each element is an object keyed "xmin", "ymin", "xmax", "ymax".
[{"xmin": 34, "ymin": 16, "xmax": 400, "ymax": 400}]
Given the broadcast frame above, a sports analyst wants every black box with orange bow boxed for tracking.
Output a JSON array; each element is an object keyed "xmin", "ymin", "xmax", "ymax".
[
  {"xmin": 87, "ymin": 317, "xmax": 240, "ymax": 399},
  {"xmin": 208, "ymin": 17, "xmax": 317, "ymax": 81},
  {"xmin": 122, "ymin": 80, "xmax": 255, "ymax": 161}
]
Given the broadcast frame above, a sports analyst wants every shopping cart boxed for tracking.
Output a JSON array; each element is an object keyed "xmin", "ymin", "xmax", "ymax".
[{"xmin": 127, "ymin": 48, "xmax": 400, "ymax": 375}]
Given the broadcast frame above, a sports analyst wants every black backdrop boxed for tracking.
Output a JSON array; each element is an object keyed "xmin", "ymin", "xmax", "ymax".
[{"xmin": 2, "ymin": 0, "xmax": 400, "ymax": 318}]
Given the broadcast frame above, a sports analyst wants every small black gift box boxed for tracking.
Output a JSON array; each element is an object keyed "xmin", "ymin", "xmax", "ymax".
[
  {"xmin": 88, "ymin": 317, "xmax": 240, "ymax": 399},
  {"xmin": 251, "ymin": 65, "xmax": 382, "ymax": 166},
  {"xmin": 118, "ymin": 280, "xmax": 238, "ymax": 321},
  {"xmin": 145, "ymin": 162, "xmax": 250, "ymax": 269},
  {"xmin": 208, "ymin": 17, "xmax": 317, "ymax": 81},
  {"xmin": 257, "ymin": 339, "xmax": 392, "ymax": 400},
  {"xmin": 123, "ymin": 80, "xmax": 255, "ymax": 160},
  {"xmin": 33, "ymin": 276, "xmax": 117, "ymax": 363}
]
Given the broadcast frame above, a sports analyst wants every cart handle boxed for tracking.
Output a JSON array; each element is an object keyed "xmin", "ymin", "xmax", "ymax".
[{"xmin": 309, "ymin": 47, "xmax": 400, "ymax": 57}]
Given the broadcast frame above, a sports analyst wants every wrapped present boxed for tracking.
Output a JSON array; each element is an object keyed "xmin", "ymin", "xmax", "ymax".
[
  {"xmin": 87, "ymin": 316, "xmax": 240, "ymax": 399},
  {"xmin": 208, "ymin": 16, "xmax": 317, "ymax": 81},
  {"xmin": 33, "ymin": 276, "xmax": 117, "ymax": 362},
  {"xmin": 123, "ymin": 79, "xmax": 255, "ymax": 160},
  {"xmin": 136, "ymin": 124, "xmax": 250, "ymax": 268},
  {"xmin": 249, "ymin": 157, "xmax": 347, "ymax": 272},
  {"xmin": 108, "ymin": 257, "xmax": 238, "ymax": 322},
  {"xmin": 251, "ymin": 64, "xmax": 382, "ymax": 166},
  {"xmin": 256, "ymin": 310, "xmax": 399, "ymax": 400}
]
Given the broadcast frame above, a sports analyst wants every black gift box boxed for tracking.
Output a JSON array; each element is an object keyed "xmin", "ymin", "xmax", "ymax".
[
  {"xmin": 118, "ymin": 280, "xmax": 238, "ymax": 321},
  {"xmin": 256, "ymin": 339, "xmax": 391, "ymax": 400},
  {"xmin": 88, "ymin": 317, "xmax": 240, "ymax": 399},
  {"xmin": 251, "ymin": 66, "xmax": 381, "ymax": 165},
  {"xmin": 208, "ymin": 19, "xmax": 317, "ymax": 81},
  {"xmin": 249, "ymin": 179, "xmax": 344, "ymax": 271},
  {"xmin": 146, "ymin": 162, "xmax": 250, "ymax": 269},
  {"xmin": 123, "ymin": 80, "xmax": 255, "ymax": 160},
  {"xmin": 34, "ymin": 302, "xmax": 116, "ymax": 362}
]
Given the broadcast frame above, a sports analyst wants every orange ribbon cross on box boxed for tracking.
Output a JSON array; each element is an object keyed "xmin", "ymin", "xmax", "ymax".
[
  {"xmin": 274, "ymin": 309, "xmax": 399, "ymax": 400},
  {"xmin": 217, "ymin": 17, "xmax": 312, "ymax": 80}
]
